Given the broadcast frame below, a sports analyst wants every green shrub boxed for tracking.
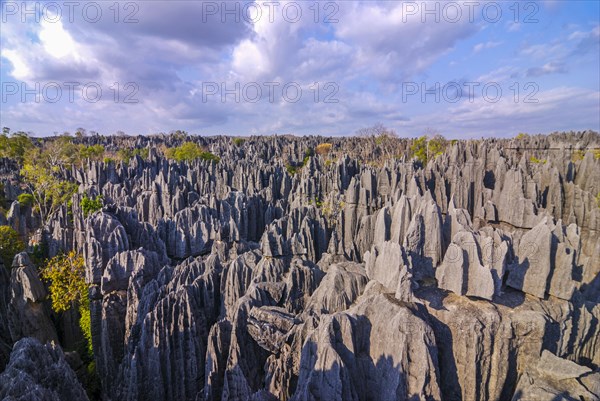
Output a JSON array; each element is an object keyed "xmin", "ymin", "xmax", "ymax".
[
  {"xmin": 529, "ymin": 156, "xmax": 547, "ymax": 164},
  {"xmin": 17, "ymin": 193, "xmax": 34, "ymax": 207},
  {"xmin": 81, "ymin": 195, "xmax": 103, "ymax": 217},
  {"xmin": 117, "ymin": 147, "xmax": 147, "ymax": 162},
  {"xmin": 0, "ymin": 132, "xmax": 34, "ymax": 163},
  {"xmin": 233, "ymin": 138, "xmax": 245, "ymax": 147},
  {"xmin": 41, "ymin": 249, "xmax": 99, "ymax": 397},
  {"xmin": 199, "ymin": 151, "xmax": 220, "ymax": 163},
  {"xmin": 286, "ymin": 149, "xmax": 313, "ymax": 176},
  {"xmin": 411, "ymin": 136, "xmax": 428, "ymax": 164},
  {"xmin": 20, "ymin": 157, "xmax": 79, "ymax": 225},
  {"xmin": 0, "ymin": 226, "xmax": 25, "ymax": 268},
  {"xmin": 410, "ymin": 135, "xmax": 447, "ymax": 165},
  {"xmin": 117, "ymin": 148, "xmax": 133, "ymax": 162},
  {"xmin": 302, "ymin": 148, "xmax": 313, "ymax": 166},
  {"xmin": 29, "ymin": 242, "xmax": 48, "ymax": 268},
  {"xmin": 165, "ymin": 142, "xmax": 220, "ymax": 163},
  {"xmin": 428, "ymin": 135, "xmax": 447, "ymax": 158},
  {"xmin": 516, "ymin": 133, "xmax": 529, "ymax": 140},
  {"xmin": 79, "ymin": 145, "xmax": 105, "ymax": 161},
  {"xmin": 134, "ymin": 148, "xmax": 149, "ymax": 160},
  {"xmin": 40, "ymin": 252, "xmax": 87, "ymax": 312},
  {"xmin": 78, "ymin": 297, "xmax": 93, "ymax": 356},
  {"xmin": 40, "ymin": 252, "xmax": 91, "ymax": 354}
]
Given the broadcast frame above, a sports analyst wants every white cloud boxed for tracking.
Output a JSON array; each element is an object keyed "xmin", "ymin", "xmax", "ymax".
[
  {"xmin": 232, "ymin": 39, "xmax": 271, "ymax": 79},
  {"xmin": 333, "ymin": 2, "xmax": 478, "ymax": 81},
  {"xmin": 475, "ymin": 66, "xmax": 520, "ymax": 83},
  {"xmin": 520, "ymin": 42, "xmax": 565, "ymax": 60},
  {"xmin": 442, "ymin": 86, "xmax": 599, "ymax": 135},
  {"xmin": 473, "ymin": 41, "xmax": 503, "ymax": 53},
  {"xmin": 526, "ymin": 61, "xmax": 568, "ymax": 77},
  {"xmin": 39, "ymin": 19, "xmax": 78, "ymax": 59},
  {"xmin": 1, "ymin": 1, "xmax": 597, "ymax": 138},
  {"xmin": 507, "ymin": 22, "xmax": 521, "ymax": 32},
  {"xmin": 1, "ymin": 50, "xmax": 30, "ymax": 79}
]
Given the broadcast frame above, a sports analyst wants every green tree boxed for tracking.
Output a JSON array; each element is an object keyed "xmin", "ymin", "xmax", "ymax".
[
  {"xmin": 428, "ymin": 134, "xmax": 447, "ymax": 158},
  {"xmin": 35, "ymin": 135, "xmax": 80, "ymax": 172},
  {"xmin": 81, "ymin": 195, "xmax": 103, "ymax": 217},
  {"xmin": 165, "ymin": 142, "xmax": 220, "ymax": 163},
  {"xmin": 117, "ymin": 147, "xmax": 149, "ymax": 163},
  {"xmin": 133, "ymin": 148, "xmax": 149, "ymax": 160},
  {"xmin": 410, "ymin": 134, "xmax": 447, "ymax": 165},
  {"xmin": 411, "ymin": 136, "xmax": 429, "ymax": 164},
  {"xmin": 117, "ymin": 148, "xmax": 134, "ymax": 162},
  {"xmin": 17, "ymin": 193, "xmax": 34, "ymax": 207},
  {"xmin": 286, "ymin": 164, "xmax": 300, "ymax": 175},
  {"xmin": 0, "ymin": 226, "xmax": 25, "ymax": 268},
  {"xmin": 40, "ymin": 252, "xmax": 87, "ymax": 313},
  {"xmin": 79, "ymin": 145, "xmax": 105, "ymax": 162},
  {"xmin": 0, "ymin": 132, "xmax": 34, "ymax": 163},
  {"xmin": 40, "ymin": 252, "xmax": 91, "ymax": 353},
  {"xmin": 303, "ymin": 148, "xmax": 313, "ymax": 165},
  {"xmin": 20, "ymin": 163, "xmax": 78, "ymax": 225},
  {"xmin": 19, "ymin": 135, "xmax": 81, "ymax": 224},
  {"xmin": 516, "ymin": 133, "xmax": 529, "ymax": 140},
  {"xmin": 41, "ymin": 251, "xmax": 99, "ymax": 397}
]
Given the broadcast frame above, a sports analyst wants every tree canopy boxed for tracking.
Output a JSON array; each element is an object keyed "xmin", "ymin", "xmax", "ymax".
[
  {"xmin": 0, "ymin": 226, "xmax": 25, "ymax": 268},
  {"xmin": 165, "ymin": 142, "xmax": 220, "ymax": 163},
  {"xmin": 0, "ymin": 131, "xmax": 34, "ymax": 163},
  {"xmin": 40, "ymin": 251, "xmax": 92, "ymax": 356},
  {"xmin": 410, "ymin": 134, "xmax": 447, "ymax": 165}
]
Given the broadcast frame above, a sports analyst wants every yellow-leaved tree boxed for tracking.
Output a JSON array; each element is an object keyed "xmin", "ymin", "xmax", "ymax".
[
  {"xmin": 40, "ymin": 251, "xmax": 91, "ymax": 356},
  {"xmin": 40, "ymin": 251, "xmax": 100, "ymax": 398}
]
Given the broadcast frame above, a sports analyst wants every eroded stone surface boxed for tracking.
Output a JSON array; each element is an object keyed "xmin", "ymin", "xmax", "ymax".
[{"xmin": 1, "ymin": 133, "xmax": 599, "ymax": 401}]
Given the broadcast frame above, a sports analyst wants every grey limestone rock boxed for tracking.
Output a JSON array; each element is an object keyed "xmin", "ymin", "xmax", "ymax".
[
  {"xmin": 507, "ymin": 217, "xmax": 554, "ymax": 298},
  {"xmin": 305, "ymin": 262, "xmax": 368, "ymax": 315},
  {"xmin": 3, "ymin": 132, "xmax": 600, "ymax": 401},
  {"xmin": 293, "ymin": 283, "xmax": 442, "ymax": 401},
  {"xmin": 364, "ymin": 241, "xmax": 415, "ymax": 301},
  {"xmin": 7, "ymin": 253, "xmax": 57, "ymax": 344},
  {"xmin": 436, "ymin": 230, "xmax": 495, "ymax": 300},
  {"xmin": 0, "ymin": 337, "xmax": 89, "ymax": 401},
  {"xmin": 511, "ymin": 351, "xmax": 598, "ymax": 401}
]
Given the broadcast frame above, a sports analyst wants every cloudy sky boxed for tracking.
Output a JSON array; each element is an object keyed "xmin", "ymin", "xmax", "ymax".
[{"xmin": 1, "ymin": 0, "xmax": 598, "ymax": 137}]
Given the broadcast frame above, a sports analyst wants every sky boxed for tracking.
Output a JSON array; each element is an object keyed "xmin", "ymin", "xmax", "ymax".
[{"xmin": 0, "ymin": 0, "xmax": 599, "ymax": 138}]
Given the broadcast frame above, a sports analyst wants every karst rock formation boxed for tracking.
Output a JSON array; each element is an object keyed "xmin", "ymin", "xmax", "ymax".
[{"xmin": 1, "ymin": 132, "xmax": 600, "ymax": 401}]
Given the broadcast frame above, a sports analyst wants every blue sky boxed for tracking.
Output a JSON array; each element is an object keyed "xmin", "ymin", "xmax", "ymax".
[{"xmin": 0, "ymin": 0, "xmax": 598, "ymax": 138}]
